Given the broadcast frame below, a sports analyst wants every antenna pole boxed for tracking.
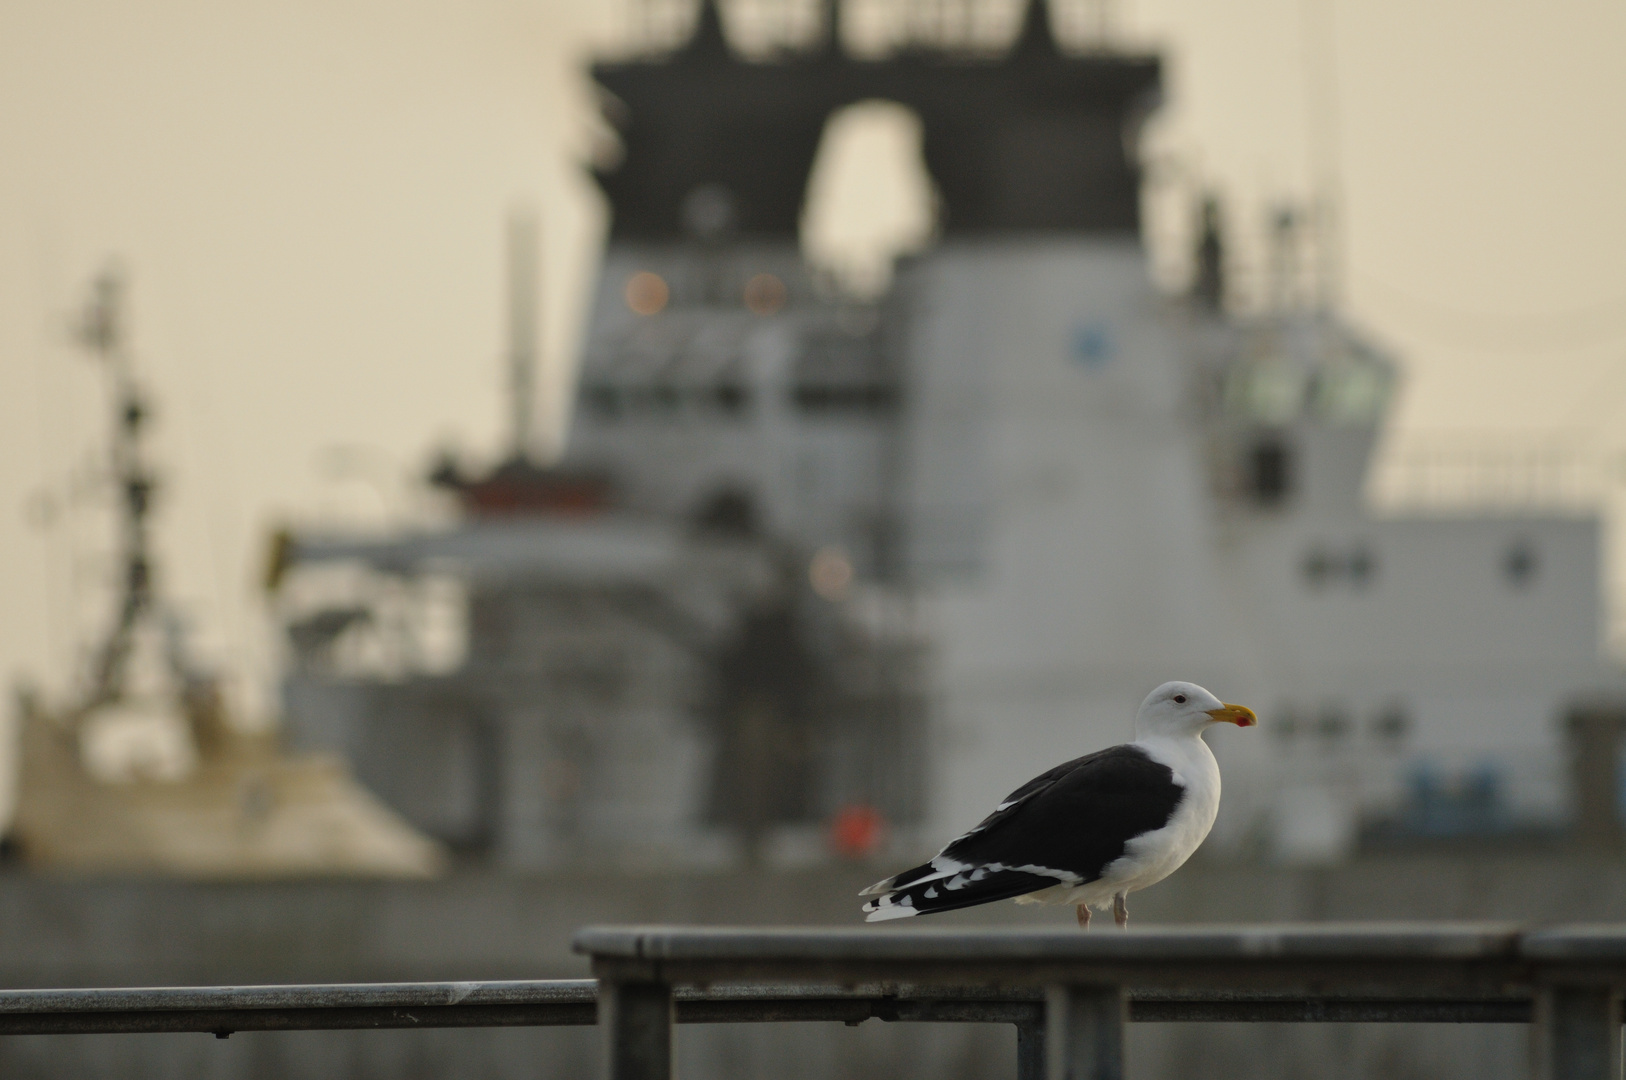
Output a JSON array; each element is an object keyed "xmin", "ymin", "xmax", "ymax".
[
  {"xmin": 507, "ymin": 208, "xmax": 540, "ymax": 461},
  {"xmin": 75, "ymin": 265, "xmax": 156, "ymax": 715}
]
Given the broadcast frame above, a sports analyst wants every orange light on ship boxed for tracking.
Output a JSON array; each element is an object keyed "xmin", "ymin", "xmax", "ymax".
[
  {"xmin": 743, "ymin": 272, "xmax": 786, "ymax": 315},
  {"xmin": 625, "ymin": 271, "xmax": 669, "ymax": 315}
]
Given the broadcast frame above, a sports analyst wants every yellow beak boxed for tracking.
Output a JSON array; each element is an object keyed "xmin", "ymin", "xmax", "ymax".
[{"xmin": 1206, "ymin": 703, "xmax": 1258, "ymax": 727}]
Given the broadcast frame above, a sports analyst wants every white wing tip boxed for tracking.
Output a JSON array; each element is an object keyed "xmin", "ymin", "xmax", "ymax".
[
  {"xmin": 858, "ymin": 877, "xmax": 895, "ymax": 897},
  {"xmin": 864, "ymin": 903, "xmax": 919, "ymax": 922},
  {"xmin": 861, "ymin": 891, "xmax": 920, "ymax": 921}
]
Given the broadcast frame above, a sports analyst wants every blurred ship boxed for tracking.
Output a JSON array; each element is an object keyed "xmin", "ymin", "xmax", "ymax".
[
  {"xmin": 272, "ymin": 214, "xmax": 929, "ymax": 871},
  {"xmin": 8, "ymin": 270, "xmax": 444, "ymax": 879},
  {"xmin": 270, "ymin": 0, "xmax": 1623, "ymax": 872},
  {"xmin": 6, "ymin": 6, "xmax": 1625, "ymax": 1079}
]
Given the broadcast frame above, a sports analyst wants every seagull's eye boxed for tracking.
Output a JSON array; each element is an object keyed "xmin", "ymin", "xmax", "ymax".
[{"xmin": 1173, "ymin": 694, "xmax": 1187, "ymax": 704}]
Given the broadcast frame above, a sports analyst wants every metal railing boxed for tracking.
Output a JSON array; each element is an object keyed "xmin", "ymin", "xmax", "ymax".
[
  {"xmin": 577, "ymin": 924, "xmax": 1626, "ymax": 1080},
  {"xmin": 4, "ymin": 924, "xmax": 1624, "ymax": 1079},
  {"xmin": 0, "ymin": 976, "xmax": 1543, "ymax": 1034},
  {"xmin": 1368, "ymin": 436, "xmax": 1602, "ymax": 514}
]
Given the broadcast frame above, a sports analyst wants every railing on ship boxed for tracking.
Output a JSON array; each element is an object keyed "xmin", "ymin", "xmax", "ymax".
[{"xmin": 1369, "ymin": 435, "xmax": 1606, "ymax": 515}]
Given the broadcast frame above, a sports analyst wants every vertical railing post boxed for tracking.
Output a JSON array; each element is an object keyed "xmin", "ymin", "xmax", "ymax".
[
  {"xmin": 1016, "ymin": 1016, "xmax": 1047, "ymax": 1080},
  {"xmin": 1046, "ymin": 984, "xmax": 1124, "ymax": 1080},
  {"xmin": 599, "ymin": 979, "xmax": 673, "ymax": 1080},
  {"xmin": 1534, "ymin": 984, "xmax": 1622, "ymax": 1080}
]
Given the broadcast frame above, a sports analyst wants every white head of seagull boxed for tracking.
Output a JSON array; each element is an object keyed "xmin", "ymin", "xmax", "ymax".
[{"xmin": 1133, "ymin": 681, "xmax": 1257, "ymax": 740}]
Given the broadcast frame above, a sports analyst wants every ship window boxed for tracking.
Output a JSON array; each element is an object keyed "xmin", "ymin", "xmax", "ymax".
[
  {"xmin": 712, "ymin": 383, "xmax": 750, "ymax": 415},
  {"xmin": 1301, "ymin": 545, "xmax": 1379, "ymax": 591},
  {"xmin": 650, "ymin": 385, "xmax": 680, "ymax": 411},
  {"xmin": 1248, "ymin": 436, "xmax": 1293, "ymax": 506},
  {"xmin": 791, "ymin": 384, "xmax": 899, "ymax": 413},
  {"xmin": 582, "ymin": 384, "xmax": 620, "ymax": 418},
  {"xmin": 1301, "ymin": 549, "xmax": 1332, "ymax": 589},
  {"xmin": 694, "ymin": 487, "xmax": 758, "ymax": 538},
  {"xmin": 1316, "ymin": 707, "xmax": 1351, "ymax": 742},
  {"xmin": 1372, "ymin": 704, "xmax": 1412, "ymax": 748},
  {"xmin": 1347, "ymin": 546, "xmax": 1376, "ymax": 589},
  {"xmin": 1504, "ymin": 540, "xmax": 1538, "ymax": 588},
  {"xmin": 791, "ymin": 323, "xmax": 896, "ymax": 414}
]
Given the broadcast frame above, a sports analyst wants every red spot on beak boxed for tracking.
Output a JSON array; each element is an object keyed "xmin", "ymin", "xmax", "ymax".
[{"xmin": 1207, "ymin": 703, "xmax": 1258, "ymax": 727}]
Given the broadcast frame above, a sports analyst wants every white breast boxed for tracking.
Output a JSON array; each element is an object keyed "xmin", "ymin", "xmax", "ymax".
[
  {"xmin": 1100, "ymin": 734, "xmax": 1221, "ymax": 894},
  {"xmin": 1021, "ymin": 734, "xmax": 1224, "ymax": 911}
]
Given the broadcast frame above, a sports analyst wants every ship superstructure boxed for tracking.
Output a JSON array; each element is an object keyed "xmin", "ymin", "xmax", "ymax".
[{"xmin": 274, "ymin": 0, "xmax": 1622, "ymax": 870}]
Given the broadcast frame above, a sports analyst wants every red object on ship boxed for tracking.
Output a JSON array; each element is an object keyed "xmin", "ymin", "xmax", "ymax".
[{"xmin": 829, "ymin": 804, "xmax": 885, "ymax": 859}]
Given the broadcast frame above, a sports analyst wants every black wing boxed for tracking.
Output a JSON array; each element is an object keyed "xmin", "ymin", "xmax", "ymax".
[
  {"xmin": 862, "ymin": 745, "xmax": 1184, "ymax": 920},
  {"xmin": 943, "ymin": 744, "xmax": 1184, "ymax": 879}
]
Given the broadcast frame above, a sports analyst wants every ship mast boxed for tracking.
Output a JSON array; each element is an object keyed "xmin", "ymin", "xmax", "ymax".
[{"xmin": 72, "ymin": 267, "xmax": 158, "ymax": 717}]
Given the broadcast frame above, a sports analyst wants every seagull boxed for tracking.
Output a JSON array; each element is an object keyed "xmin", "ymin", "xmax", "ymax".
[{"xmin": 861, "ymin": 681, "xmax": 1256, "ymax": 928}]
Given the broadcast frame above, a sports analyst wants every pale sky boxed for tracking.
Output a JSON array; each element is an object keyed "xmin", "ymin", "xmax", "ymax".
[{"xmin": 1, "ymin": 0, "xmax": 1624, "ymax": 817}]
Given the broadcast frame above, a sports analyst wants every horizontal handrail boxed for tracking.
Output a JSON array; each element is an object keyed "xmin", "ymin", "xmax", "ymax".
[
  {"xmin": 575, "ymin": 923, "xmax": 1531, "ymax": 961},
  {"xmin": 0, "ymin": 979, "xmax": 1547, "ymax": 1037},
  {"xmin": 574, "ymin": 924, "xmax": 1626, "ymax": 1080},
  {"xmin": 5, "ymin": 927, "xmax": 1623, "ymax": 1041},
  {"xmin": 575, "ymin": 923, "xmax": 1626, "ymax": 988}
]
